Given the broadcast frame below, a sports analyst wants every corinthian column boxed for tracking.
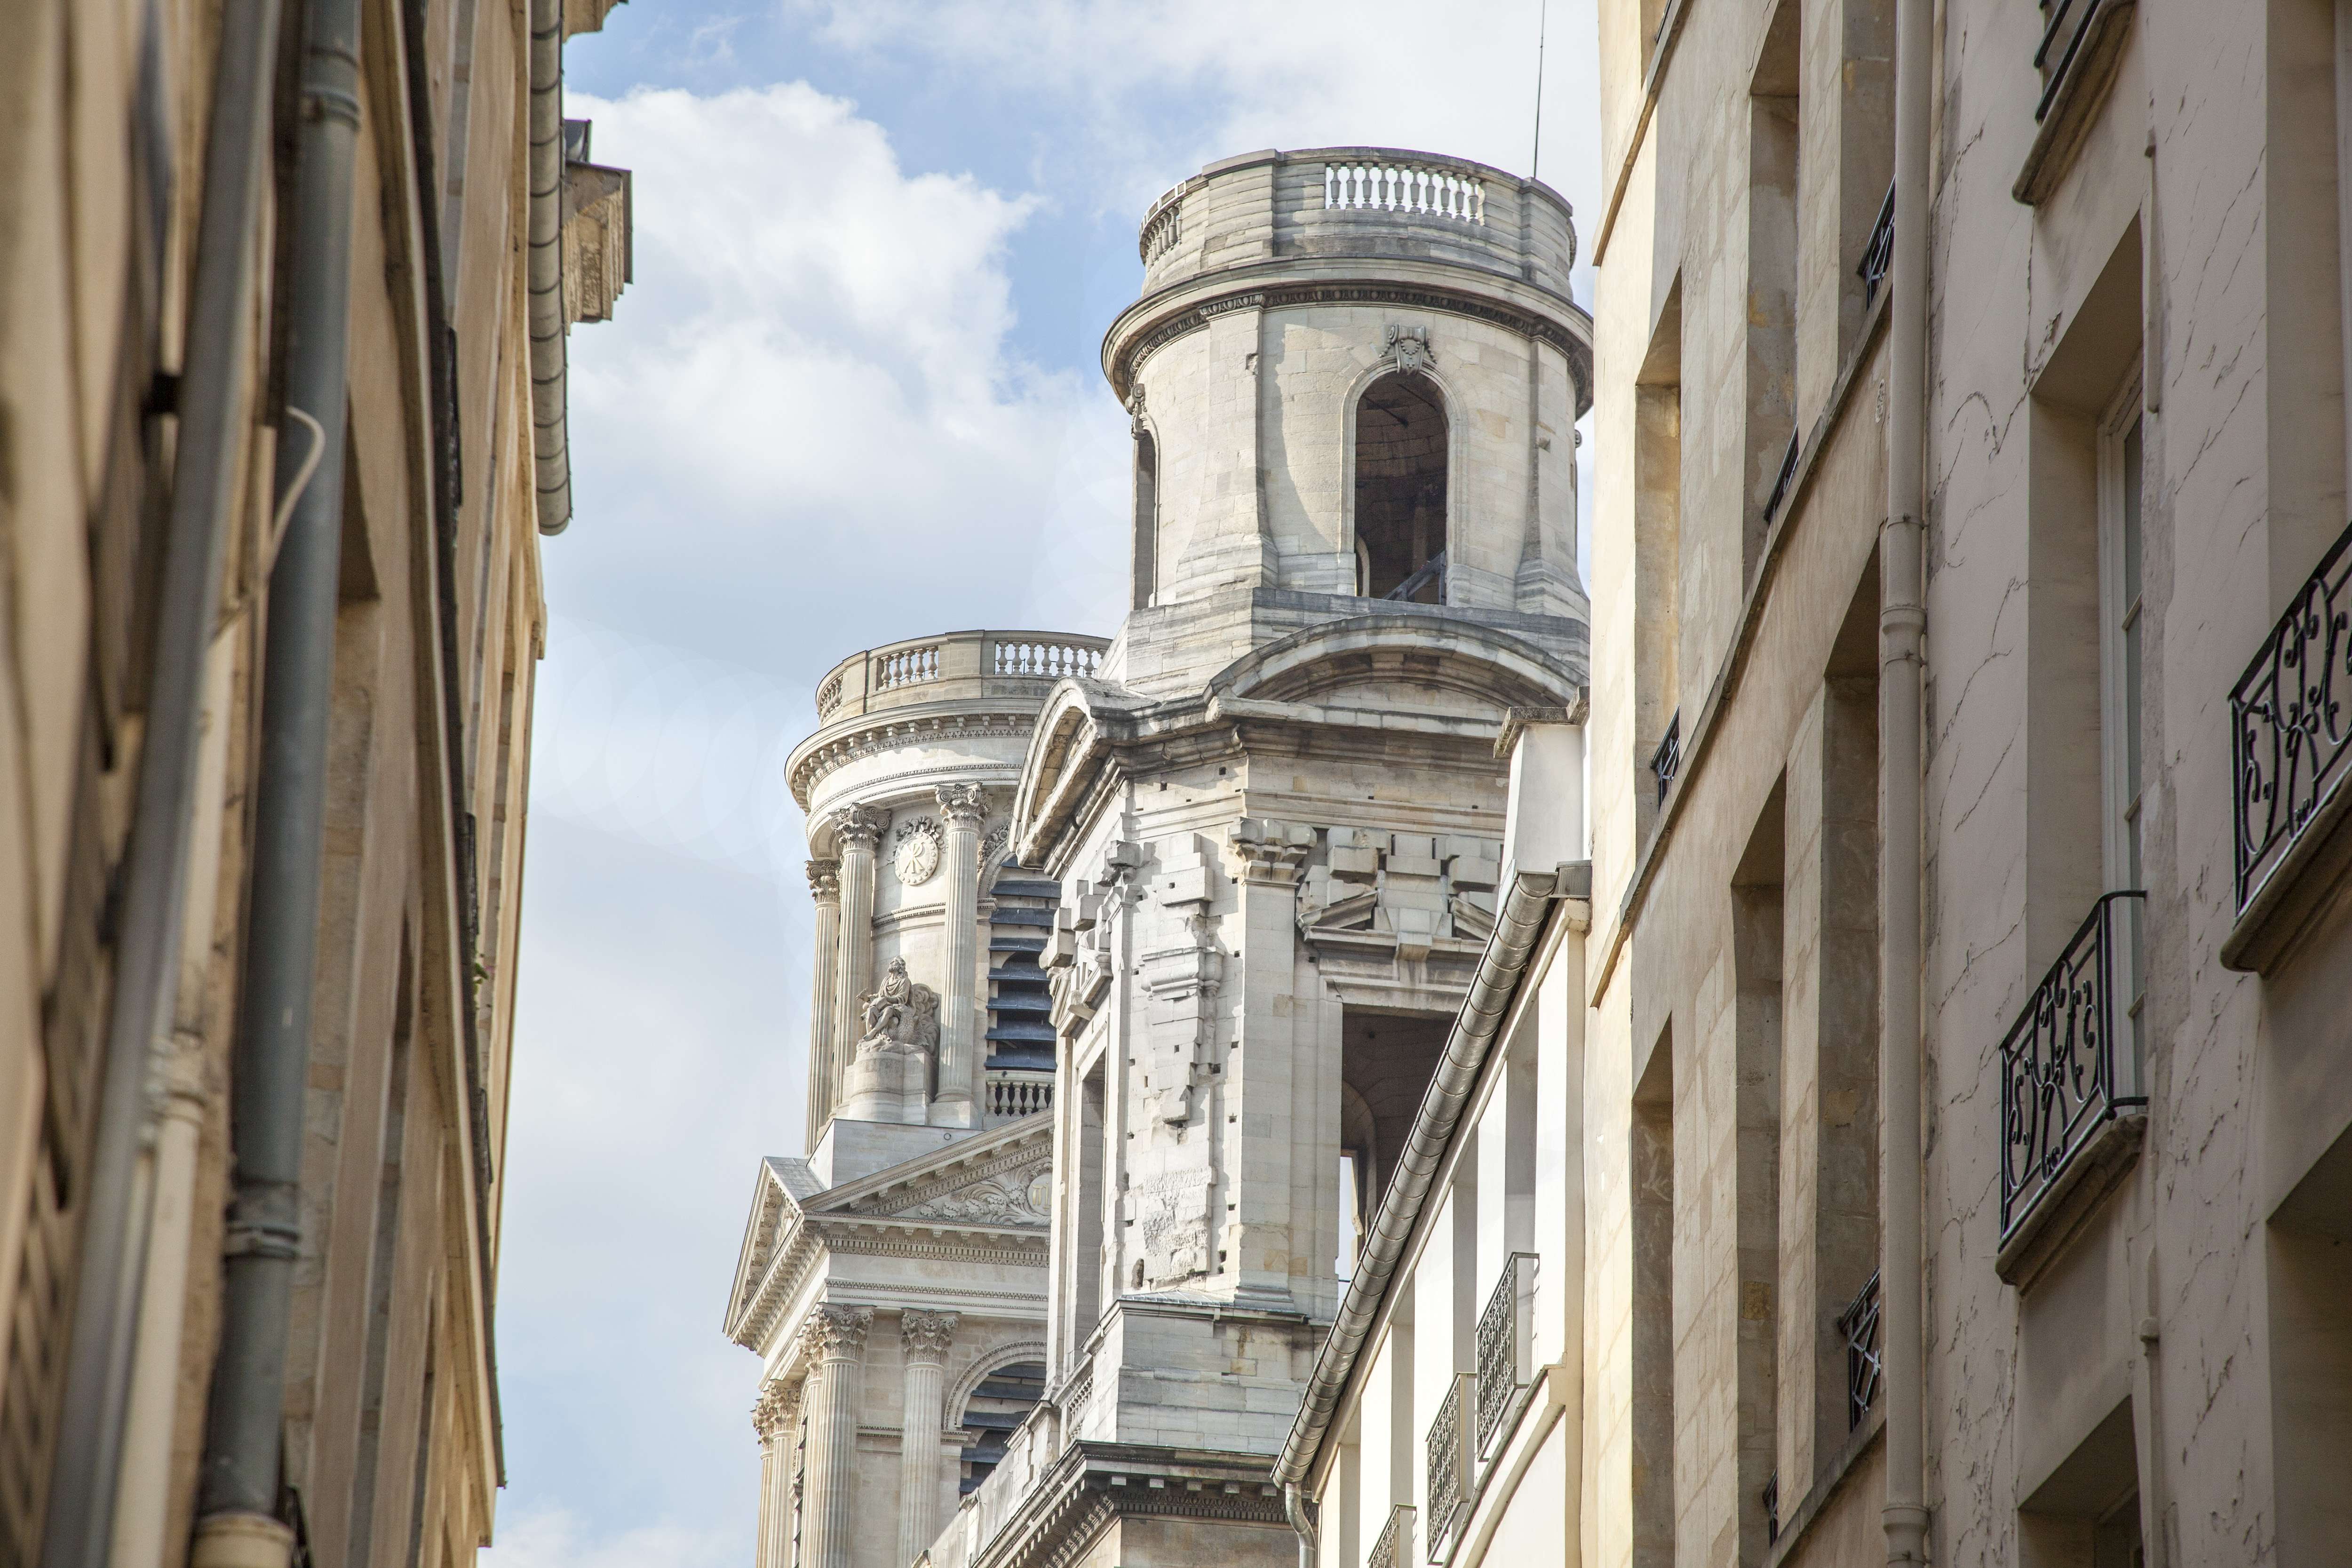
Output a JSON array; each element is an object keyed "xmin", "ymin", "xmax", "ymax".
[
  {"xmin": 805, "ymin": 860, "xmax": 842, "ymax": 1147},
  {"xmin": 897, "ymin": 1311, "xmax": 959, "ymax": 1565},
  {"xmin": 932, "ymin": 785, "xmax": 989, "ymax": 1128},
  {"xmin": 830, "ymin": 807, "xmax": 887, "ymax": 1119},
  {"xmin": 752, "ymin": 1378, "xmax": 804, "ymax": 1568},
  {"xmin": 798, "ymin": 1305, "xmax": 873, "ymax": 1568}
]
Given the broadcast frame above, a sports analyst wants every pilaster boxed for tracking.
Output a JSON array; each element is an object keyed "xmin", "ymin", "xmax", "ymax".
[
  {"xmin": 934, "ymin": 785, "xmax": 989, "ymax": 1127},
  {"xmin": 897, "ymin": 1310, "xmax": 959, "ymax": 1565},
  {"xmin": 831, "ymin": 807, "xmax": 886, "ymax": 1126},
  {"xmin": 752, "ymin": 1377, "xmax": 804, "ymax": 1568},
  {"xmin": 798, "ymin": 1305, "xmax": 874, "ymax": 1568},
  {"xmin": 806, "ymin": 860, "xmax": 842, "ymax": 1147}
]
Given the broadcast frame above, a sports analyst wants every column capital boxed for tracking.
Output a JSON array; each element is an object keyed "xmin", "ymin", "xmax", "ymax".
[
  {"xmin": 936, "ymin": 783, "xmax": 990, "ymax": 827},
  {"xmin": 752, "ymin": 1377, "xmax": 803, "ymax": 1441},
  {"xmin": 803, "ymin": 1304, "xmax": 874, "ymax": 1363},
  {"xmin": 834, "ymin": 804, "xmax": 888, "ymax": 850},
  {"xmin": 806, "ymin": 858, "xmax": 842, "ymax": 903},
  {"xmin": 900, "ymin": 1309, "xmax": 960, "ymax": 1362}
]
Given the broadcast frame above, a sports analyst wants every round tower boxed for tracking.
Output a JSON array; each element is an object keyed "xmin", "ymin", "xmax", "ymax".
[{"xmin": 1102, "ymin": 146, "xmax": 1591, "ymax": 699}]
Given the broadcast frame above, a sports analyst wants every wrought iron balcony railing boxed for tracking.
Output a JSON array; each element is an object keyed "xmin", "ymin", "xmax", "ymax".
[
  {"xmin": 1474, "ymin": 1253, "xmax": 1538, "ymax": 1454},
  {"xmin": 1836, "ymin": 1269, "xmax": 1882, "ymax": 1431},
  {"xmin": 1763, "ymin": 1471, "xmax": 1780, "ymax": 1545},
  {"xmin": 1368, "ymin": 1504, "xmax": 1415, "ymax": 1568},
  {"xmin": 1424, "ymin": 1372, "xmax": 1474, "ymax": 1559},
  {"xmin": 1652, "ymin": 710, "xmax": 1682, "ymax": 806},
  {"xmin": 2232, "ymin": 520, "xmax": 2352, "ymax": 915},
  {"xmin": 1859, "ymin": 183, "xmax": 1895, "ymax": 310},
  {"xmin": 1998, "ymin": 891, "xmax": 2146, "ymax": 1245}
]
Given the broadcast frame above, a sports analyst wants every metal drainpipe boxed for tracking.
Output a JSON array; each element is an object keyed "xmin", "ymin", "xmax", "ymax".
[
  {"xmin": 1880, "ymin": 0, "xmax": 1933, "ymax": 1564},
  {"xmin": 527, "ymin": 0, "xmax": 571, "ymax": 533},
  {"xmin": 1285, "ymin": 1481, "xmax": 1319, "ymax": 1568},
  {"xmin": 189, "ymin": 0, "xmax": 365, "ymax": 1554},
  {"xmin": 37, "ymin": 1, "xmax": 286, "ymax": 1562}
]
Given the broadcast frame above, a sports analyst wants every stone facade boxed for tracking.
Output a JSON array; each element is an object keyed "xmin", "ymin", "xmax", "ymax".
[
  {"xmin": 0, "ymin": 0, "xmax": 624, "ymax": 1561},
  {"xmin": 723, "ymin": 145, "xmax": 1593, "ymax": 1568}
]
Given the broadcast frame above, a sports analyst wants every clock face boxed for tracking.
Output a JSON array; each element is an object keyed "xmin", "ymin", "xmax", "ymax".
[{"xmin": 894, "ymin": 822, "xmax": 941, "ymax": 886}]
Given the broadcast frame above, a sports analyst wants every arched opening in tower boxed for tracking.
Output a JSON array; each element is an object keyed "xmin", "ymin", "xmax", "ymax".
[
  {"xmin": 1353, "ymin": 374, "xmax": 1449, "ymax": 601},
  {"xmin": 958, "ymin": 1360, "xmax": 1047, "ymax": 1494}
]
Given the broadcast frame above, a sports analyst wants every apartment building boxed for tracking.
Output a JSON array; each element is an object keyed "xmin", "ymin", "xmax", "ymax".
[
  {"xmin": 1285, "ymin": 1, "xmax": 2352, "ymax": 1566},
  {"xmin": 0, "ymin": 0, "xmax": 627, "ymax": 1561}
]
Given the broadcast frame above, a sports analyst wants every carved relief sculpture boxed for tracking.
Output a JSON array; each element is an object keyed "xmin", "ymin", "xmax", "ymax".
[
  {"xmin": 893, "ymin": 816, "xmax": 943, "ymax": 886},
  {"xmin": 1377, "ymin": 322, "xmax": 1436, "ymax": 375}
]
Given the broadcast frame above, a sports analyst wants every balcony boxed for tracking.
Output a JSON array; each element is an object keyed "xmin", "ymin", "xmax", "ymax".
[
  {"xmin": 2225, "ymin": 519, "xmax": 2352, "ymax": 972},
  {"xmin": 1474, "ymin": 1253, "xmax": 1537, "ymax": 1456},
  {"xmin": 1367, "ymin": 1504, "xmax": 1415, "ymax": 1568},
  {"xmin": 982, "ymin": 1068, "xmax": 1051, "ymax": 1126},
  {"xmin": 810, "ymin": 630, "xmax": 1107, "ymax": 724},
  {"xmin": 1996, "ymin": 891, "xmax": 2146, "ymax": 1284},
  {"xmin": 1423, "ymin": 1372, "xmax": 1474, "ymax": 1559}
]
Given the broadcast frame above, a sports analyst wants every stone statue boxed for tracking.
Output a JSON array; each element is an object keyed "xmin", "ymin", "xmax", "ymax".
[
  {"xmin": 856, "ymin": 958, "xmax": 938, "ymax": 1054},
  {"xmin": 839, "ymin": 958, "xmax": 939, "ymax": 1124}
]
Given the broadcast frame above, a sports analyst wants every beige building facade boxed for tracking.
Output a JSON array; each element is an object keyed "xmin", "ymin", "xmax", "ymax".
[
  {"xmin": 0, "ymin": 0, "xmax": 626, "ymax": 1560},
  {"xmin": 1284, "ymin": 3, "xmax": 2352, "ymax": 1568}
]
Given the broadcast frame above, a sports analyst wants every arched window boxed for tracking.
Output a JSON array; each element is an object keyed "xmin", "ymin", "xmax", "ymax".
[
  {"xmin": 957, "ymin": 1360, "xmax": 1047, "ymax": 1495},
  {"xmin": 1353, "ymin": 374, "xmax": 1448, "ymax": 601},
  {"xmin": 1132, "ymin": 429, "xmax": 1158, "ymax": 610}
]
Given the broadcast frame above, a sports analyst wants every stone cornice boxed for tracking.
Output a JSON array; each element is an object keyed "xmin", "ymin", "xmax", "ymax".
[
  {"xmin": 1106, "ymin": 277, "xmax": 1594, "ymax": 412},
  {"xmin": 966, "ymin": 1443, "xmax": 1293, "ymax": 1568},
  {"xmin": 790, "ymin": 710, "xmax": 1042, "ymax": 810}
]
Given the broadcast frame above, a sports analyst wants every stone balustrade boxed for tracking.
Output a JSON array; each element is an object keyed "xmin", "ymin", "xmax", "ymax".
[
  {"xmin": 810, "ymin": 629, "xmax": 1109, "ymax": 723},
  {"xmin": 1132, "ymin": 146, "xmax": 1573, "ymax": 303},
  {"xmin": 984, "ymin": 1069, "xmax": 1053, "ymax": 1125}
]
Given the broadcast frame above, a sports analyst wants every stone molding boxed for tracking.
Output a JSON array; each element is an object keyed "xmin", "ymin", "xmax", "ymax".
[
  {"xmin": 1229, "ymin": 817, "xmax": 1313, "ymax": 886},
  {"xmin": 792, "ymin": 713, "xmax": 1043, "ymax": 808},
  {"xmin": 900, "ymin": 1309, "xmax": 960, "ymax": 1361},
  {"xmin": 806, "ymin": 858, "xmax": 841, "ymax": 902},
  {"xmin": 802, "ymin": 1304, "xmax": 874, "ymax": 1362},
  {"xmin": 1109, "ymin": 279, "xmax": 1592, "ymax": 407}
]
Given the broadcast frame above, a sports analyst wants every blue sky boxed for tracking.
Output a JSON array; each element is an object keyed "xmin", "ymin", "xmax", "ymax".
[{"xmin": 485, "ymin": 4, "xmax": 1600, "ymax": 1561}]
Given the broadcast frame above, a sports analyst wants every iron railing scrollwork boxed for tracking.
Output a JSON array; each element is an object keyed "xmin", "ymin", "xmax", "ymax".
[
  {"xmin": 1859, "ymin": 182, "xmax": 1895, "ymax": 309},
  {"xmin": 1474, "ymin": 1253, "xmax": 1538, "ymax": 1454},
  {"xmin": 1653, "ymin": 710, "xmax": 1682, "ymax": 806},
  {"xmin": 1998, "ymin": 891, "xmax": 2146, "ymax": 1244},
  {"xmin": 1368, "ymin": 1504, "xmax": 1415, "ymax": 1568},
  {"xmin": 1836, "ymin": 1269, "xmax": 1882, "ymax": 1431},
  {"xmin": 1424, "ymin": 1373, "xmax": 1474, "ymax": 1559},
  {"xmin": 2231, "ymin": 518, "xmax": 2352, "ymax": 915}
]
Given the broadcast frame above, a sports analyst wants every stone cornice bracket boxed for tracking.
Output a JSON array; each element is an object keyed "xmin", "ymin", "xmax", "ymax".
[
  {"xmin": 806, "ymin": 858, "xmax": 842, "ymax": 902},
  {"xmin": 834, "ymin": 804, "xmax": 888, "ymax": 849},
  {"xmin": 1230, "ymin": 817, "xmax": 1314, "ymax": 887},
  {"xmin": 901, "ymin": 1309, "xmax": 961, "ymax": 1362},
  {"xmin": 803, "ymin": 1303, "xmax": 874, "ymax": 1363},
  {"xmin": 937, "ymin": 782, "xmax": 990, "ymax": 825},
  {"xmin": 1377, "ymin": 322, "xmax": 1435, "ymax": 374},
  {"xmin": 752, "ymin": 1377, "xmax": 803, "ymax": 1441}
]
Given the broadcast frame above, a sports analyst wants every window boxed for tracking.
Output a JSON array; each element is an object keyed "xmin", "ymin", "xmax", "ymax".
[
  {"xmin": 1353, "ymin": 374, "xmax": 1448, "ymax": 601},
  {"xmin": 2100, "ymin": 379, "xmax": 2146, "ymax": 1060}
]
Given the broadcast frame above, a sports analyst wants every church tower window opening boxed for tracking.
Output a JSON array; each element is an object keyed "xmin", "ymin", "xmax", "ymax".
[
  {"xmin": 957, "ymin": 1361, "xmax": 1047, "ymax": 1495},
  {"xmin": 1353, "ymin": 374, "xmax": 1449, "ymax": 601}
]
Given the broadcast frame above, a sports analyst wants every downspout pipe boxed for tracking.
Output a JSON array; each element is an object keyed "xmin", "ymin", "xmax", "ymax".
[
  {"xmin": 1881, "ymin": 0, "xmax": 1932, "ymax": 1564},
  {"xmin": 38, "ymin": 2, "xmax": 286, "ymax": 1563},
  {"xmin": 191, "ymin": 0, "xmax": 365, "ymax": 1552},
  {"xmin": 527, "ymin": 0, "xmax": 571, "ymax": 533},
  {"xmin": 1285, "ymin": 1481, "xmax": 1318, "ymax": 1568}
]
